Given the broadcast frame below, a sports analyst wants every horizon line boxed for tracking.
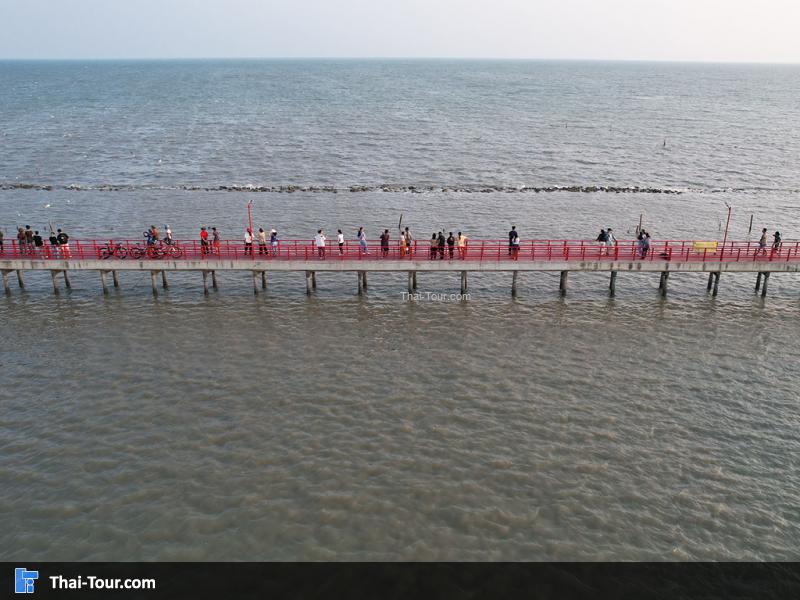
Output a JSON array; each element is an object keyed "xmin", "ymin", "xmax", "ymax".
[{"xmin": 0, "ymin": 56, "xmax": 798, "ymax": 66}]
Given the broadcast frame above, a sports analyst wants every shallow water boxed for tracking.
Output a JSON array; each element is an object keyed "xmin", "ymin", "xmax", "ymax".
[{"xmin": 2, "ymin": 60, "xmax": 800, "ymax": 560}]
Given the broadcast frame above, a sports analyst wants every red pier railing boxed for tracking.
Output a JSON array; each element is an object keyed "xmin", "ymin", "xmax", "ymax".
[{"xmin": 2, "ymin": 239, "xmax": 798, "ymax": 264}]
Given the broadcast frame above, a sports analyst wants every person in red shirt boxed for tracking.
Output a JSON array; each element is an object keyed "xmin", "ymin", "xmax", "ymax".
[{"xmin": 200, "ymin": 227, "xmax": 209, "ymax": 256}]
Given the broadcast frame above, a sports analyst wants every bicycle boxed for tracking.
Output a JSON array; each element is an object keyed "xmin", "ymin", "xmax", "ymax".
[
  {"xmin": 99, "ymin": 242, "xmax": 128, "ymax": 259},
  {"xmin": 129, "ymin": 240, "xmax": 183, "ymax": 260}
]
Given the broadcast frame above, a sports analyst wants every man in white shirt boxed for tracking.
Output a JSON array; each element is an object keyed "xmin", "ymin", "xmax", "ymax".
[
  {"xmin": 336, "ymin": 229, "xmax": 344, "ymax": 255},
  {"xmin": 315, "ymin": 229, "xmax": 326, "ymax": 258},
  {"xmin": 244, "ymin": 228, "xmax": 253, "ymax": 256}
]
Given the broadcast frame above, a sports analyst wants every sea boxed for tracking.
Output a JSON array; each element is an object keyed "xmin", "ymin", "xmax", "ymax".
[{"xmin": 1, "ymin": 59, "xmax": 799, "ymax": 560}]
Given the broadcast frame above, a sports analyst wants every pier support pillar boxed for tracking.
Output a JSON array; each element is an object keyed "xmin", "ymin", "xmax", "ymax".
[
  {"xmin": 112, "ymin": 270, "xmax": 120, "ymax": 288},
  {"xmin": 712, "ymin": 272, "xmax": 720, "ymax": 297},
  {"xmin": 16, "ymin": 270, "xmax": 24, "ymax": 289},
  {"xmin": 512, "ymin": 271, "xmax": 518, "ymax": 297},
  {"xmin": 761, "ymin": 272, "xmax": 770, "ymax": 298},
  {"xmin": 252, "ymin": 271, "xmax": 259, "ymax": 294},
  {"xmin": 51, "ymin": 270, "xmax": 59, "ymax": 293},
  {"xmin": 609, "ymin": 271, "xmax": 617, "ymax": 296},
  {"xmin": 311, "ymin": 271, "xmax": 317, "ymax": 290},
  {"xmin": 460, "ymin": 271, "xmax": 468, "ymax": 294},
  {"xmin": 305, "ymin": 271, "xmax": 312, "ymax": 295},
  {"xmin": 211, "ymin": 270, "xmax": 218, "ymax": 290},
  {"xmin": 362, "ymin": 271, "xmax": 367, "ymax": 289},
  {"xmin": 412, "ymin": 271, "xmax": 417, "ymax": 290},
  {"xmin": 408, "ymin": 271, "xmax": 413, "ymax": 293},
  {"xmin": 161, "ymin": 271, "xmax": 169, "ymax": 289},
  {"xmin": 63, "ymin": 270, "xmax": 71, "ymax": 289},
  {"xmin": 2, "ymin": 270, "xmax": 10, "ymax": 294},
  {"xmin": 659, "ymin": 271, "xmax": 669, "ymax": 297},
  {"xmin": 150, "ymin": 271, "xmax": 158, "ymax": 297},
  {"xmin": 202, "ymin": 270, "xmax": 209, "ymax": 294},
  {"xmin": 559, "ymin": 271, "xmax": 568, "ymax": 296},
  {"xmin": 100, "ymin": 270, "xmax": 108, "ymax": 295},
  {"xmin": 261, "ymin": 271, "xmax": 267, "ymax": 290},
  {"xmin": 755, "ymin": 272, "xmax": 762, "ymax": 292},
  {"xmin": 707, "ymin": 272, "xmax": 714, "ymax": 291},
  {"xmin": 357, "ymin": 271, "xmax": 364, "ymax": 295}
]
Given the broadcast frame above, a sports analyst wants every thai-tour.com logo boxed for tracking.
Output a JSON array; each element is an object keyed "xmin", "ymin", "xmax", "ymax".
[{"xmin": 14, "ymin": 568, "xmax": 38, "ymax": 594}]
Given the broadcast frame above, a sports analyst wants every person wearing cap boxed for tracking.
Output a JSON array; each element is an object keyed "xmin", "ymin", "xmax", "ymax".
[
  {"xmin": 257, "ymin": 227, "xmax": 267, "ymax": 255},
  {"xmin": 270, "ymin": 229, "xmax": 278, "ymax": 255},
  {"xmin": 164, "ymin": 224, "xmax": 173, "ymax": 245}
]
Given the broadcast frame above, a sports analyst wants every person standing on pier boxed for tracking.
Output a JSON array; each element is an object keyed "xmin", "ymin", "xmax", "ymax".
[
  {"xmin": 200, "ymin": 227, "xmax": 209, "ymax": 256},
  {"xmin": 772, "ymin": 231, "xmax": 782, "ymax": 252},
  {"xmin": 0, "ymin": 229, "xmax": 4, "ymax": 254},
  {"xmin": 358, "ymin": 227, "xmax": 369, "ymax": 254},
  {"xmin": 56, "ymin": 228, "xmax": 70, "ymax": 258},
  {"xmin": 49, "ymin": 230, "xmax": 59, "ymax": 258},
  {"xmin": 404, "ymin": 227, "xmax": 413, "ymax": 257},
  {"xmin": 457, "ymin": 231, "xmax": 468, "ymax": 259},
  {"xmin": 430, "ymin": 234, "xmax": 437, "ymax": 260},
  {"xmin": 596, "ymin": 228, "xmax": 608, "ymax": 256},
  {"xmin": 642, "ymin": 232, "xmax": 651, "ymax": 258},
  {"xmin": 508, "ymin": 225, "xmax": 518, "ymax": 256},
  {"xmin": 315, "ymin": 229, "xmax": 327, "ymax": 258},
  {"xmin": 607, "ymin": 228, "xmax": 617, "ymax": 257},
  {"xmin": 337, "ymin": 229, "xmax": 344, "ymax": 254},
  {"xmin": 32, "ymin": 231, "xmax": 43, "ymax": 257},
  {"xmin": 24, "ymin": 225, "xmax": 34, "ymax": 254},
  {"xmin": 400, "ymin": 229, "xmax": 407, "ymax": 257},
  {"xmin": 437, "ymin": 231, "xmax": 446, "ymax": 259},
  {"xmin": 270, "ymin": 229, "xmax": 278, "ymax": 255},
  {"xmin": 257, "ymin": 227, "xmax": 267, "ymax": 255},
  {"xmin": 511, "ymin": 230, "xmax": 520, "ymax": 260},
  {"xmin": 447, "ymin": 232, "xmax": 455, "ymax": 259},
  {"xmin": 164, "ymin": 225, "xmax": 173, "ymax": 245},
  {"xmin": 380, "ymin": 229, "xmax": 390, "ymax": 257},
  {"xmin": 212, "ymin": 227, "xmax": 221, "ymax": 255},
  {"xmin": 150, "ymin": 225, "xmax": 159, "ymax": 242},
  {"xmin": 17, "ymin": 228, "xmax": 26, "ymax": 255},
  {"xmin": 758, "ymin": 228, "xmax": 768, "ymax": 256},
  {"xmin": 244, "ymin": 228, "xmax": 253, "ymax": 256}
]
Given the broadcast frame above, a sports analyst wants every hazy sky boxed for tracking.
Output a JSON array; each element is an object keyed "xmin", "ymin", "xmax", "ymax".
[{"xmin": 1, "ymin": 0, "xmax": 798, "ymax": 63}]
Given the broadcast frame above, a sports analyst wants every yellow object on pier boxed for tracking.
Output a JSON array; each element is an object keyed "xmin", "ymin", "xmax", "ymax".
[{"xmin": 692, "ymin": 241, "xmax": 718, "ymax": 253}]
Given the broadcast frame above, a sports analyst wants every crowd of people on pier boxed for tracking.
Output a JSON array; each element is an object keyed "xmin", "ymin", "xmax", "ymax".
[{"xmin": 0, "ymin": 225, "xmax": 72, "ymax": 258}]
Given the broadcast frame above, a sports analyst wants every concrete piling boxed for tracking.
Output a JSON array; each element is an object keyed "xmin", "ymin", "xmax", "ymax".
[
  {"xmin": 150, "ymin": 271, "xmax": 158, "ymax": 296},
  {"xmin": 659, "ymin": 271, "xmax": 669, "ymax": 297},
  {"xmin": 311, "ymin": 271, "xmax": 317, "ymax": 290},
  {"xmin": 2, "ymin": 270, "xmax": 10, "ymax": 294},
  {"xmin": 707, "ymin": 272, "xmax": 714, "ymax": 291},
  {"xmin": 112, "ymin": 270, "xmax": 120, "ymax": 288},
  {"xmin": 559, "ymin": 271, "xmax": 568, "ymax": 296},
  {"xmin": 512, "ymin": 270, "xmax": 518, "ymax": 296},
  {"xmin": 609, "ymin": 271, "xmax": 617, "ymax": 296},
  {"xmin": 761, "ymin": 272, "xmax": 770, "ymax": 298},
  {"xmin": 202, "ymin": 270, "xmax": 209, "ymax": 294},
  {"xmin": 100, "ymin": 270, "xmax": 108, "ymax": 294},
  {"xmin": 161, "ymin": 271, "xmax": 168, "ymax": 289},
  {"xmin": 211, "ymin": 270, "xmax": 218, "ymax": 289},
  {"xmin": 712, "ymin": 272, "xmax": 720, "ymax": 297},
  {"xmin": 261, "ymin": 271, "xmax": 267, "ymax": 290},
  {"xmin": 16, "ymin": 270, "xmax": 24, "ymax": 289},
  {"xmin": 755, "ymin": 272, "xmax": 762, "ymax": 292},
  {"xmin": 412, "ymin": 271, "xmax": 417, "ymax": 290},
  {"xmin": 408, "ymin": 271, "xmax": 413, "ymax": 293},
  {"xmin": 305, "ymin": 271, "xmax": 312, "ymax": 295},
  {"xmin": 252, "ymin": 271, "xmax": 259, "ymax": 294},
  {"xmin": 460, "ymin": 271, "xmax": 468, "ymax": 294},
  {"xmin": 63, "ymin": 270, "xmax": 71, "ymax": 289},
  {"xmin": 51, "ymin": 270, "xmax": 59, "ymax": 293},
  {"xmin": 362, "ymin": 271, "xmax": 367, "ymax": 289},
  {"xmin": 357, "ymin": 271, "xmax": 364, "ymax": 295}
]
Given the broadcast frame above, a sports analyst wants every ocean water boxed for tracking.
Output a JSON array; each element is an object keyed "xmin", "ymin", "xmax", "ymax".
[{"xmin": 1, "ymin": 60, "xmax": 800, "ymax": 561}]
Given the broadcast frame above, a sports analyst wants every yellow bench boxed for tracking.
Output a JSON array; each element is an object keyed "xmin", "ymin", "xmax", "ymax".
[{"xmin": 693, "ymin": 241, "xmax": 718, "ymax": 253}]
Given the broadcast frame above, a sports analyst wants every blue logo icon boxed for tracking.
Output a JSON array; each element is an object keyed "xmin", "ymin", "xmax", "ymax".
[{"xmin": 15, "ymin": 568, "xmax": 38, "ymax": 594}]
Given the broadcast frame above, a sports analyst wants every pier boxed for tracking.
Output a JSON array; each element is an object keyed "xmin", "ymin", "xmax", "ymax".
[{"xmin": 2, "ymin": 238, "xmax": 799, "ymax": 297}]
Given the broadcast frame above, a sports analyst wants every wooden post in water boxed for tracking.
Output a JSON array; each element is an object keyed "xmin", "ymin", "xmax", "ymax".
[
  {"xmin": 202, "ymin": 270, "xmax": 209, "ymax": 294},
  {"xmin": 559, "ymin": 271, "xmax": 568, "ymax": 296},
  {"xmin": 211, "ymin": 270, "xmax": 218, "ymax": 289},
  {"xmin": 150, "ymin": 271, "xmax": 158, "ymax": 296},
  {"xmin": 51, "ymin": 270, "xmax": 59, "ymax": 293},
  {"xmin": 755, "ymin": 272, "xmax": 762, "ymax": 292},
  {"xmin": 460, "ymin": 271, "xmax": 468, "ymax": 294},
  {"xmin": 609, "ymin": 271, "xmax": 617, "ymax": 296},
  {"xmin": 16, "ymin": 270, "xmax": 24, "ymax": 289},
  {"xmin": 100, "ymin": 270, "xmax": 108, "ymax": 294},
  {"xmin": 112, "ymin": 270, "xmax": 120, "ymax": 288},
  {"xmin": 512, "ymin": 270, "xmax": 518, "ymax": 297},
  {"xmin": 63, "ymin": 270, "xmax": 71, "ymax": 289},
  {"xmin": 761, "ymin": 272, "xmax": 770, "ymax": 298},
  {"xmin": 161, "ymin": 271, "xmax": 169, "ymax": 289},
  {"xmin": 712, "ymin": 272, "xmax": 720, "ymax": 297}
]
